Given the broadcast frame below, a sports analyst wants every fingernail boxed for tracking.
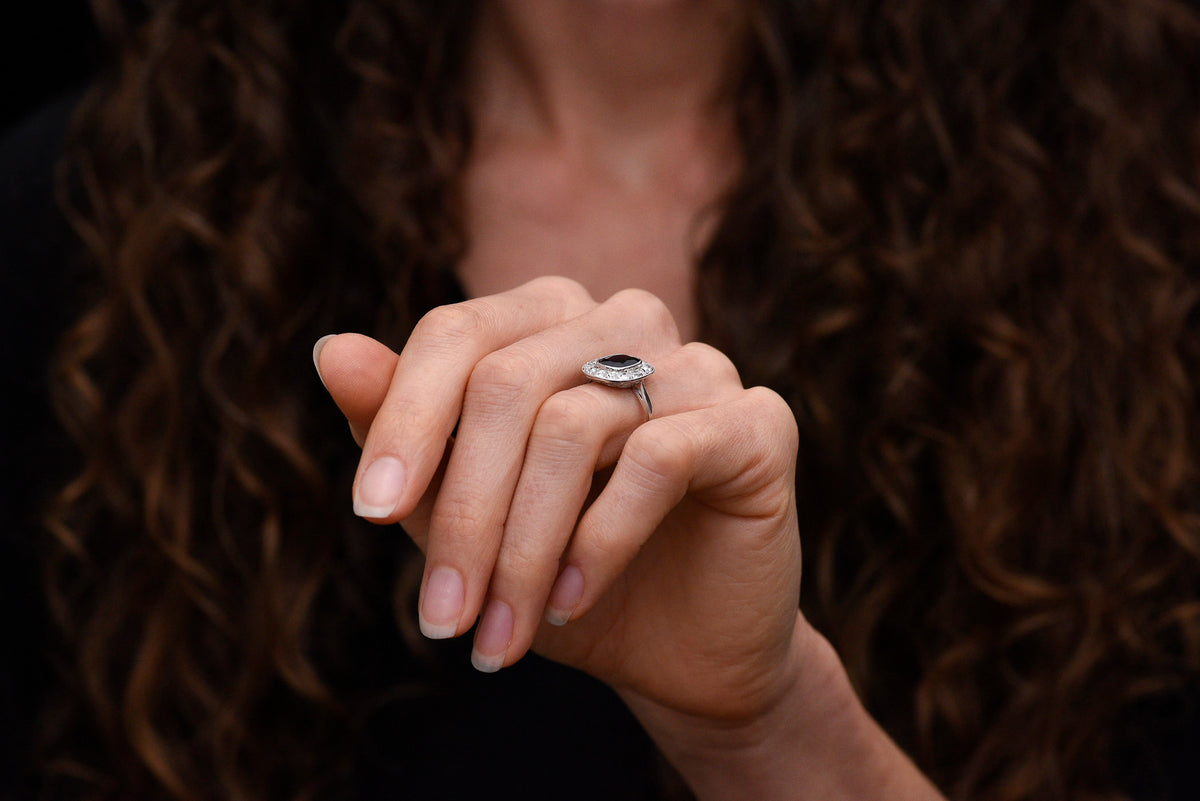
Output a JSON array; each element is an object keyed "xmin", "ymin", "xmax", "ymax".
[
  {"xmin": 312, "ymin": 334, "xmax": 336, "ymax": 388},
  {"xmin": 545, "ymin": 565, "xmax": 584, "ymax": 626},
  {"xmin": 419, "ymin": 565, "xmax": 465, "ymax": 639},
  {"xmin": 354, "ymin": 456, "xmax": 406, "ymax": 518},
  {"xmin": 471, "ymin": 599, "xmax": 513, "ymax": 673}
]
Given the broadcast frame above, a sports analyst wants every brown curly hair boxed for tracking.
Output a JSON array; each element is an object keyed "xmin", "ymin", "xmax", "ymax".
[{"xmin": 41, "ymin": 0, "xmax": 1200, "ymax": 799}]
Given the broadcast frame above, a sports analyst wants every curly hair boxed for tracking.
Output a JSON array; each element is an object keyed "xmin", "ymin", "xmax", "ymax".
[{"xmin": 40, "ymin": 0, "xmax": 1200, "ymax": 799}]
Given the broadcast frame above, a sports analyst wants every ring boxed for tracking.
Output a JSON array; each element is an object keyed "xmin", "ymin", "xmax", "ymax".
[{"xmin": 582, "ymin": 354, "xmax": 655, "ymax": 417}]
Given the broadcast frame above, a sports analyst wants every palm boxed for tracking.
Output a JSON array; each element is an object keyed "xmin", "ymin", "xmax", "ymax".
[{"xmin": 533, "ymin": 492, "xmax": 802, "ymax": 719}]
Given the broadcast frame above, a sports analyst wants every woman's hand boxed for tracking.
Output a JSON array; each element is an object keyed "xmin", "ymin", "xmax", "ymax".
[
  {"xmin": 314, "ymin": 276, "xmax": 803, "ymax": 724},
  {"xmin": 314, "ymin": 277, "xmax": 946, "ymax": 800}
]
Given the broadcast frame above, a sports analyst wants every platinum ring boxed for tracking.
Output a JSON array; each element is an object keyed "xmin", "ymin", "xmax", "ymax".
[{"xmin": 582, "ymin": 354, "xmax": 654, "ymax": 417}]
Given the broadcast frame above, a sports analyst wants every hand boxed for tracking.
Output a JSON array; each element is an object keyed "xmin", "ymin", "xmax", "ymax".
[{"xmin": 314, "ymin": 276, "xmax": 803, "ymax": 724}]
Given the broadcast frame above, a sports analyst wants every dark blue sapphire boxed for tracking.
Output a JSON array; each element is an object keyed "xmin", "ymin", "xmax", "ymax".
[{"xmin": 598, "ymin": 354, "xmax": 641, "ymax": 369}]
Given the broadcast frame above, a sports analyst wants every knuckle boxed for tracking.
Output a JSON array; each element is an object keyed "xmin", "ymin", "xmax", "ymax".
[
  {"xmin": 608, "ymin": 288, "xmax": 678, "ymax": 340},
  {"xmin": 413, "ymin": 300, "xmax": 496, "ymax": 347},
  {"xmin": 533, "ymin": 393, "xmax": 596, "ymax": 449},
  {"xmin": 743, "ymin": 386, "xmax": 800, "ymax": 456},
  {"xmin": 495, "ymin": 538, "xmax": 546, "ymax": 582},
  {"xmin": 465, "ymin": 349, "xmax": 539, "ymax": 411},
  {"xmin": 359, "ymin": 371, "xmax": 447, "ymax": 439},
  {"xmin": 366, "ymin": 395, "xmax": 438, "ymax": 449},
  {"xmin": 528, "ymin": 275, "xmax": 593, "ymax": 304},
  {"xmin": 430, "ymin": 492, "xmax": 495, "ymax": 540},
  {"xmin": 678, "ymin": 342, "xmax": 742, "ymax": 387},
  {"xmin": 622, "ymin": 420, "xmax": 694, "ymax": 487}
]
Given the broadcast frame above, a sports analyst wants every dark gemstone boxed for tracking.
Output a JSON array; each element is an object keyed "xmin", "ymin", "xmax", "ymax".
[{"xmin": 598, "ymin": 354, "xmax": 641, "ymax": 369}]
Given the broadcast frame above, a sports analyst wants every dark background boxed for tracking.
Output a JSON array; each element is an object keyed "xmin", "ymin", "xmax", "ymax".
[
  {"xmin": 2, "ymin": 1, "xmax": 98, "ymax": 135},
  {"xmin": 0, "ymin": 4, "xmax": 99, "ymax": 791}
]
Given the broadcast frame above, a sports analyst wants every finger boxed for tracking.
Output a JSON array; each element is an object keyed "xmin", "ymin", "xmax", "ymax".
[
  {"xmin": 548, "ymin": 387, "xmax": 800, "ymax": 626},
  {"xmin": 419, "ymin": 289, "xmax": 681, "ymax": 641},
  {"xmin": 472, "ymin": 343, "xmax": 743, "ymax": 671},
  {"xmin": 352, "ymin": 276, "xmax": 595, "ymax": 523},
  {"xmin": 313, "ymin": 333, "xmax": 399, "ymax": 447},
  {"xmin": 311, "ymin": 330, "xmax": 449, "ymax": 550}
]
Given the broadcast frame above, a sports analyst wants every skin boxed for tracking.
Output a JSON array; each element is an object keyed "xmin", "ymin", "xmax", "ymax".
[
  {"xmin": 314, "ymin": 2, "xmax": 948, "ymax": 797},
  {"xmin": 457, "ymin": 0, "xmax": 746, "ymax": 339}
]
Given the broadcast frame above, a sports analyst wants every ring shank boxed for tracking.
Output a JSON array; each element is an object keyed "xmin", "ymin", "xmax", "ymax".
[{"xmin": 633, "ymin": 381, "xmax": 652, "ymax": 417}]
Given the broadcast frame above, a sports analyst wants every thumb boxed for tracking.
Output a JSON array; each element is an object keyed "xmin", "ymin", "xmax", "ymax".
[
  {"xmin": 313, "ymin": 333, "xmax": 397, "ymax": 447},
  {"xmin": 312, "ymin": 332, "xmax": 443, "ymax": 548}
]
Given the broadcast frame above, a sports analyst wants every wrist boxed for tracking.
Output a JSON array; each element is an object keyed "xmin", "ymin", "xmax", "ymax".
[
  {"xmin": 617, "ymin": 614, "xmax": 818, "ymax": 797},
  {"xmin": 619, "ymin": 614, "xmax": 944, "ymax": 801}
]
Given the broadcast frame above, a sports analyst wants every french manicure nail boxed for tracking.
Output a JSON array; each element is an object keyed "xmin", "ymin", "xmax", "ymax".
[
  {"xmin": 471, "ymin": 599, "xmax": 513, "ymax": 673},
  {"xmin": 312, "ymin": 334, "xmax": 336, "ymax": 388},
  {"xmin": 354, "ymin": 456, "xmax": 406, "ymax": 518},
  {"xmin": 545, "ymin": 565, "xmax": 585, "ymax": 626},
  {"xmin": 420, "ymin": 565, "xmax": 465, "ymax": 639}
]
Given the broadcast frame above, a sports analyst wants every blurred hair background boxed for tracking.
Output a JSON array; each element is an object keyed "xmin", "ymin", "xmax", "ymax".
[{"xmin": 1, "ymin": 0, "xmax": 97, "ymax": 134}]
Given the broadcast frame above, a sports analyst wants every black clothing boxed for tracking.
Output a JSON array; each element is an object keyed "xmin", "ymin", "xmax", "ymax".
[
  {"xmin": 0, "ymin": 97, "xmax": 662, "ymax": 800},
  {"xmin": 3, "ymin": 97, "xmax": 1199, "ymax": 801},
  {"xmin": 1, "ymin": 93, "xmax": 81, "ymax": 800}
]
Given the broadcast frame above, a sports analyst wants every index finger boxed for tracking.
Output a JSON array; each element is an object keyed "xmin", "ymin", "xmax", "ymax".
[{"xmin": 351, "ymin": 276, "xmax": 596, "ymax": 521}]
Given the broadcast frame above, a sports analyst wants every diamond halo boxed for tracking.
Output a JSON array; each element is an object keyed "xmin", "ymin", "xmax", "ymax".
[{"xmin": 581, "ymin": 354, "xmax": 655, "ymax": 388}]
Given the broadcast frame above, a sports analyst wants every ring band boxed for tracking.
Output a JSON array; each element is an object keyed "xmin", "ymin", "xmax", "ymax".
[{"xmin": 582, "ymin": 354, "xmax": 654, "ymax": 417}]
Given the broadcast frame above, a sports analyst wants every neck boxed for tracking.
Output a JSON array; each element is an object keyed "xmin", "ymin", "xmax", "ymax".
[{"xmin": 469, "ymin": 0, "xmax": 748, "ymax": 147}]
